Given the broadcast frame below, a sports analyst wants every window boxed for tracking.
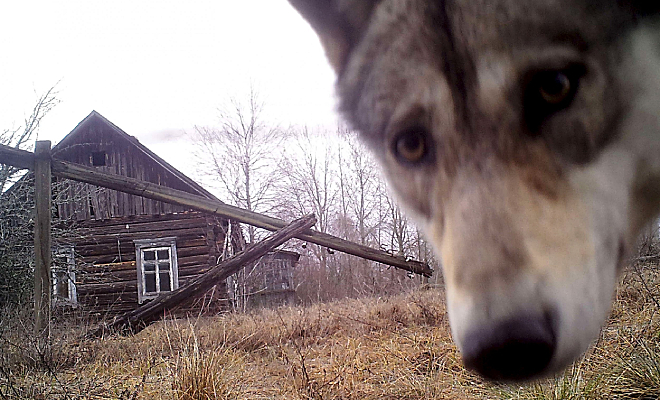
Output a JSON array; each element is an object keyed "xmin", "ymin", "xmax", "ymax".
[
  {"xmin": 134, "ymin": 237, "xmax": 179, "ymax": 304},
  {"xmin": 262, "ymin": 258, "xmax": 291, "ymax": 291},
  {"xmin": 91, "ymin": 151, "xmax": 106, "ymax": 166},
  {"xmin": 52, "ymin": 246, "xmax": 77, "ymax": 307}
]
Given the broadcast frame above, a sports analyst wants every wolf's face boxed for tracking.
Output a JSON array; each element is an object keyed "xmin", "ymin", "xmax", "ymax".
[{"xmin": 288, "ymin": 0, "xmax": 660, "ymax": 381}]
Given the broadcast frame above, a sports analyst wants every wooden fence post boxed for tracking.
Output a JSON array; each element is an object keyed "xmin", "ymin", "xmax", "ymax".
[{"xmin": 34, "ymin": 140, "xmax": 52, "ymax": 338}]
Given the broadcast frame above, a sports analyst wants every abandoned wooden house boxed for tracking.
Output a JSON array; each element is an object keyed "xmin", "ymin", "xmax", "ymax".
[
  {"xmin": 42, "ymin": 111, "xmax": 243, "ymax": 316},
  {"xmin": 15, "ymin": 110, "xmax": 300, "ymax": 317}
]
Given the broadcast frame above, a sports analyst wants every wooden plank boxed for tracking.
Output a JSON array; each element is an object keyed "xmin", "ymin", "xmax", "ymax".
[
  {"xmin": 89, "ymin": 214, "xmax": 317, "ymax": 336},
  {"xmin": 0, "ymin": 144, "xmax": 432, "ymax": 276},
  {"xmin": 75, "ymin": 240, "xmax": 201, "ymax": 258},
  {"xmin": 77, "ymin": 216, "xmax": 210, "ymax": 235},
  {"xmin": 78, "ymin": 278, "xmax": 174, "ymax": 296},
  {"xmin": 83, "ymin": 261, "xmax": 137, "ymax": 273},
  {"xmin": 83, "ymin": 304, "xmax": 137, "ymax": 315},
  {"xmin": 34, "ymin": 141, "xmax": 52, "ymax": 338},
  {"xmin": 177, "ymin": 265, "xmax": 213, "ymax": 277},
  {"xmin": 177, "ymin": 245, "xmax": 210, "ymax": 258},
  {"xmin": 76, "ymin": 273, "xmax": 212, "ymax": 296},
  {"xmin": 177, "ymin": 254, "xmax": 210, "ymax": 267},
  {"xmin": 78, "ymin": 238, "xmax": 208, "ymax": 264},
  {"xmin": 77, "ymin": 281, "xmax": 137, "ymax": 296},
  {"xmin": 77, "ymin": 211, "xmax": 209, "ymax": 227},
  {"xmin": 81, "ymin": 291, "xmax": 139, "ymax": 304},
  {"xmin": 89, "ymin": 183, "xmax": 102, "ymax": 219},
  {"xmin": 78, "ymin": 261, "xmax": 211, "ymax": 284},
  {"xmin": 79, "ymin": 254, "xmax": 133, "ymax": 265},
  {"xmin": 97, "ymin": 187, "xmax": 111, "ymax": 219},
  {"xmin": 75, "ymin": 234, "xmax": 207, "ymax": 255},
  {"xmin": 77, "ymin": 271, "xmax": 132, "ymax": 285},
  {"xmin": 75, "ymin": 226, "xmax": 206, "ymax": 244}
]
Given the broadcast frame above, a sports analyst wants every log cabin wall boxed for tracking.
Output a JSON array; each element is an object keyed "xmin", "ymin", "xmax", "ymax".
[{"xmin": 59, "ymin": 212, "xmax": 231, "ymax": 316}]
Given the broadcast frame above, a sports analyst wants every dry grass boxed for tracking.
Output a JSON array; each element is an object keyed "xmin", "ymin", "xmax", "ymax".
[{"xmin": 1, "ymin": 266, "xmax": 659, "ymax": 399}]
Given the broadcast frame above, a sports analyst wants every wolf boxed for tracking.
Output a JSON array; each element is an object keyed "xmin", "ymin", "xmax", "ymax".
[{"xmin": 287, "ymin": 0, "xmax": 660, "ymax": 381}]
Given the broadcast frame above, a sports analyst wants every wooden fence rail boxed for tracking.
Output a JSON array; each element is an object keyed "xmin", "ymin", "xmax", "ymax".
[{"xmin": 0, "ymin": 143, "xmax": 432, "ymax": 276}]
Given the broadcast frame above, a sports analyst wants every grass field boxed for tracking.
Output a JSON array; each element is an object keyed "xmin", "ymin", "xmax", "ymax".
[{"xmin": 1, "ymin": 265, "xmax": 659, "ymax": 399}]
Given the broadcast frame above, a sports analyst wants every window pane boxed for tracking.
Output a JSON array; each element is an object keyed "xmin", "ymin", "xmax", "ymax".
[
  {"xmin": 159, "ymin": 272, "xmax": 171, "ymax": 291},
  {"xmin": 159, "ymin": 261, "xmax": 170, "ymax": 271},
  {"xmin": 145, "ymin": 273, "xmax": 156, "ymax": 293},
  {"xmin": 143, "ymin": 251, "xmax": 156, "ymax": 261},
  {"xmin": 157, "ymin": 250, "xmax": 169, "ymax": 260},
  {"xmin": 143, "ymin": 263, "xmax": 156, "ymax": 272},
  {"xmin": 91, "ymin": 151, "xmax": 106, "ymax": 166}
]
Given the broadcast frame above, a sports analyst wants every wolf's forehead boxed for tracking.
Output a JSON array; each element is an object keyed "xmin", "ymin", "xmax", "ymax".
[
  {"xmin": 447, "ymin": 0, "xmax": 629, "ymax": 56},
  {"xmin": 338, "ymin": 0, "xmax": 627, "ymax": 140}
]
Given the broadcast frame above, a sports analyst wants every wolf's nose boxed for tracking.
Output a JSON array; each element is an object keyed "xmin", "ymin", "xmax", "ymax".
[{"xmin": 462, "ymin": 313, "xmax": 556, "ymax": 381}]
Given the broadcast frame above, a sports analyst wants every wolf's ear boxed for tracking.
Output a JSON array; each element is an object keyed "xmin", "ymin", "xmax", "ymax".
[{"xmin": 288, "ymin": 0, "xmax": 380, "ymax": 74}]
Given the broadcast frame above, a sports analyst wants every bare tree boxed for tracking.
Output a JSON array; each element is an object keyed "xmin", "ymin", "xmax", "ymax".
[
  {"xmin": 335, "ymin": 132, "xmax": 388, "ymax": 295},
  {"xmin": 191, "ymin": 87, "xmax": 284, "ymax": 243},
  {"xmin": 190, "ymin": 88, "xmax": 286, "ymax": 311},
  {"xmin": 388, "ymin": 198, "xmax": 410, "ymax": 257},
  {"xmin": 281, "ymin": 129, "xmax": 337, "ymax": 241},
  {"xmin": 277, "ymin": 127, "xmax": 341, "ymax": 301},
  {"xmin": 344, "ymin": 134, "xmax": 384, "ymax": 247},
  {"xmin": 0, "ymin": 86, "xmax": 59, "ymax": 193}
]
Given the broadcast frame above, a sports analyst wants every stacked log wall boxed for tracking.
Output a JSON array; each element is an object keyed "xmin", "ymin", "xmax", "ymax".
[{"xmin": 59, "ymin": 212, "xmax": 231, "ymax": 316}]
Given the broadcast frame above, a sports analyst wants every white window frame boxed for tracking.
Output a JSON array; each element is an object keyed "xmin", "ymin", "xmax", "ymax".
[
  {"xmin": 134, "ymin": 237, "xmax": 179, "ymax": 304},
  {"xmin": 52, "ymin": 246, "xmax": 77, "ymax": 307}
]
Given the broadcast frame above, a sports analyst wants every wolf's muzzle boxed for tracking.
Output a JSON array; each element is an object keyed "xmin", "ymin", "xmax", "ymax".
[{"xmin": 462, "ymin": 312, "xmax": 556, "ymax": 381}]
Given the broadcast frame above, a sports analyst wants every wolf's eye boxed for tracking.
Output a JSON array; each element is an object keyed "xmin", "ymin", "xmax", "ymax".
[
  {"xmin": 538, "ymin": 72, "xmax": 572, "ymax": 104},
  {"xmin": 393, "ymin": 128, "xmax": 429, "ymax": 164},
  {"xmin": 525, "ymin": 65, "xmax": 586, "ymax": 131}
]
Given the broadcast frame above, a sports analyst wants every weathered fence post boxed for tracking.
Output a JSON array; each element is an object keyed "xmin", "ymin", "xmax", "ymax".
[{"xmin": 34, "ymin": 140, "xmax": 52, "ymax": 338}]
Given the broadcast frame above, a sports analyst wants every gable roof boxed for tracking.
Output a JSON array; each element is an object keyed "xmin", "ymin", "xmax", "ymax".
[{"xmin": 53, "ymin": 110, "xmax": 219, "ymax": 201}]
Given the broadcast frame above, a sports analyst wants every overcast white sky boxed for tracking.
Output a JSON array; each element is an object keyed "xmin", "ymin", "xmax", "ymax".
[{"xmin": 0, "ymin": 0, "xmax": 339, "ymax": 177}]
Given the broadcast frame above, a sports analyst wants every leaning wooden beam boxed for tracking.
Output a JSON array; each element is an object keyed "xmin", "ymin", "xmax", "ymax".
[
  {"xmin": 0, "ymin": 144, "xmax": 34, "ymax": 170},
  {"xmin": 0, "ymin": 144, "xmax": 432, "ymax": 276},
  {"xmin": 89, "ymin": 214, "xmax": 317, "ymax": 337}
]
